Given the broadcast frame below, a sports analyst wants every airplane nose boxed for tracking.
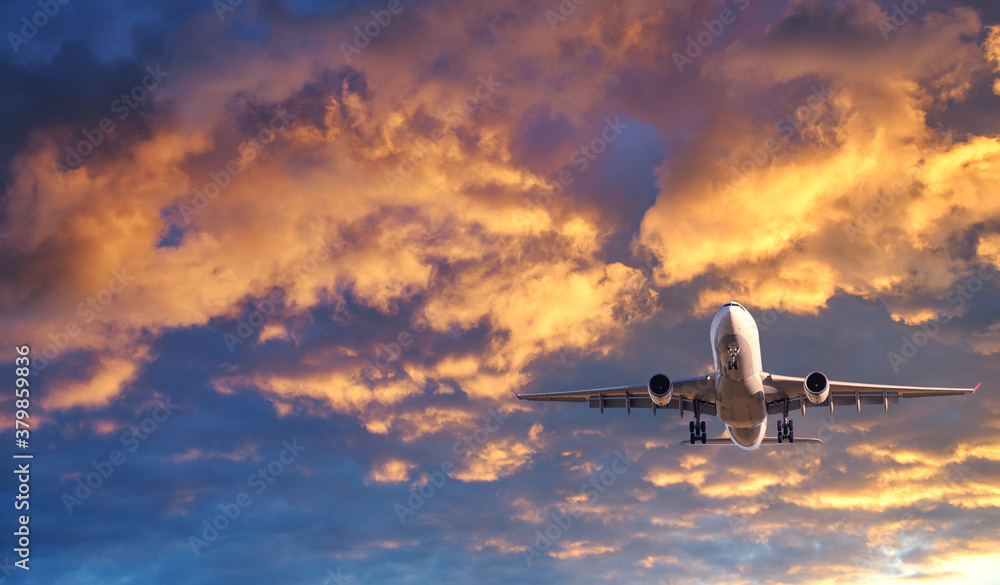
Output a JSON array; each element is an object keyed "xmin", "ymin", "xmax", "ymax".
[
  {"xmin": 712, "ymin": 302, "xmax": 745, "ymax": 336},
  {"xmin": 714, "ymin": 306, "xmax": 733, "ymax": 327},
  {"xmin": 720, "ymin": 302, "xmax": 746, "ymax": 322}
]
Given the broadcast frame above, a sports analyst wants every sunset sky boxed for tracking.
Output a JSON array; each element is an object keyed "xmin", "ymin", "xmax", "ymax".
[{"xmin": 2, "ymin": 0, "xmax": 1000, "ymax": 583}]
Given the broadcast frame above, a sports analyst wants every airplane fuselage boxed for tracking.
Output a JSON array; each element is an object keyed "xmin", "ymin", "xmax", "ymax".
[{"xmin": 710, "ymin": 302, "xmax": 768, "ymax": 449}]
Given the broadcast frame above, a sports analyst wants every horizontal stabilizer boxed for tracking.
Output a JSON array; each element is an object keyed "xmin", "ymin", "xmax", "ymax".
[{"xmin": 681, "ymin": 437, "xmax": 823, "ymax": 445}]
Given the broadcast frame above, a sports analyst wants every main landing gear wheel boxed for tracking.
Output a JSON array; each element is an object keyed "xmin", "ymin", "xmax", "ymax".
[
  {"xmin": 777, "ymin": 399, "xmax": 794, "ymax": 443},
  {"xmin": 688, "ymin": 400, "xmax": 708, "ymax": 444},
  {"xmin": 777, "ymin": 418, "xmax": 794, "ymax": 443}
]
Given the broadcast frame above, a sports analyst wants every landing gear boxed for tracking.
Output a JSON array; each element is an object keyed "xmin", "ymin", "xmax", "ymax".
[
  {"xmin": 777, "ymin": 400, "xmax": 794, "ymax": 443},
  {"xmin": 777, "ymin": 419, "xmax": 794, "ymax": 442},
  {"xmin": 727, "ymin": 342, "xmax": 741, "ymax": 371},
  {"xmin": 689, "ymin": 401, "xmax": 707, "ymax": 444}
]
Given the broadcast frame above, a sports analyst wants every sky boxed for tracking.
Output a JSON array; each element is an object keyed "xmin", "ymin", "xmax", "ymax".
[{"xmin": 1, "ymin": 0, "xmax": 1000, "ymax": 583}]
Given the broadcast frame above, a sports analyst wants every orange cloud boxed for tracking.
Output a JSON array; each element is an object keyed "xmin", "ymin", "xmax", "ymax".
[
  {"xmin": 366, "ymin": 459, "xmax": 417, "ymax": 484},
  {"xmin": 636, "ymin": 2, "xmax": 1000, "ymax": 328}
]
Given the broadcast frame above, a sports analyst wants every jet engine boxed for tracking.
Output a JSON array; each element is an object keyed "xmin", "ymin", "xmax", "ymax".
[
  {"xmin": 804, "ymin": 371, "xmax": 830, "ymax": 404},
  {"xmin": 648, "ymin": 374, "xmax": 673, "ymax": 407}
]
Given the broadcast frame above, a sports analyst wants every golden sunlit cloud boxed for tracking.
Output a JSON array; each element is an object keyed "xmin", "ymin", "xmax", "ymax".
[
  {"xmin": 637, "ymin": 3, "xmax": 1000, "ymax": 331},
  {"xmin": 366, "ymin": 459, "xmax": 417, "ymax": 484}
]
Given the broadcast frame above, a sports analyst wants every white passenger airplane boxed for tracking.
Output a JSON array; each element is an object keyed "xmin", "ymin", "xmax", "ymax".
[{"xmin": 514, "ymin": 302, "xmax": 979, "ymax": 450}]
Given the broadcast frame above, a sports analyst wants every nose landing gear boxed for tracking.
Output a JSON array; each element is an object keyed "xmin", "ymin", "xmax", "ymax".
[{"xmin": 727, "ymin": 343, "xmax": 740, "ymax": 371}]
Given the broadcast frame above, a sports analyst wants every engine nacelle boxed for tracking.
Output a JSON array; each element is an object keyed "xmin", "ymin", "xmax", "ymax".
[
  {"xmin": 804, "ymin": 371, "xmax": 830, "ymax": 404},
  {"xmin": 648, "ymin": 374, "xmax": 673, "ymax": 407}
]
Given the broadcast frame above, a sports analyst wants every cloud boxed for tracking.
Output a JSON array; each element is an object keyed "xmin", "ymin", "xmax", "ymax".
[
  {"xmin": 452, "ymin": 421, "xmax": 544, "ymax": 482},
  {"xmin": 636, "ymin": 1, "xmax": 1000, "ymax": 330},
  {"xmin": 366, "ymin": 458, "xmax": 417, "ymax": 484}
]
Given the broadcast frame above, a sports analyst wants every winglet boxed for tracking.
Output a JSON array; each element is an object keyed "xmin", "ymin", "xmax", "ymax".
[
  {"xmin": 510, "ymin": 389, "xmax": 521, "ymax": 400},
  {"xmin": 973, "ymin": 382, "xmax": 981, "ymax": 393}
]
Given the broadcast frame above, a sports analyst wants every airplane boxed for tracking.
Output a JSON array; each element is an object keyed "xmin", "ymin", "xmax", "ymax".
[{"xmin": 513, "ymin": 301, "xmax": 979, "ymax": 450}]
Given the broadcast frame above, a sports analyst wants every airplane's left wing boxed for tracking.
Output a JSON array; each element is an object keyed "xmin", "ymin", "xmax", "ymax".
[
  {"xmin": 762, "ymin": 372, "xmax": 979, "ymax": 414},
  {"xmin": 513, "ymin": 374, "xmax": 717, "ymax": 415}
]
